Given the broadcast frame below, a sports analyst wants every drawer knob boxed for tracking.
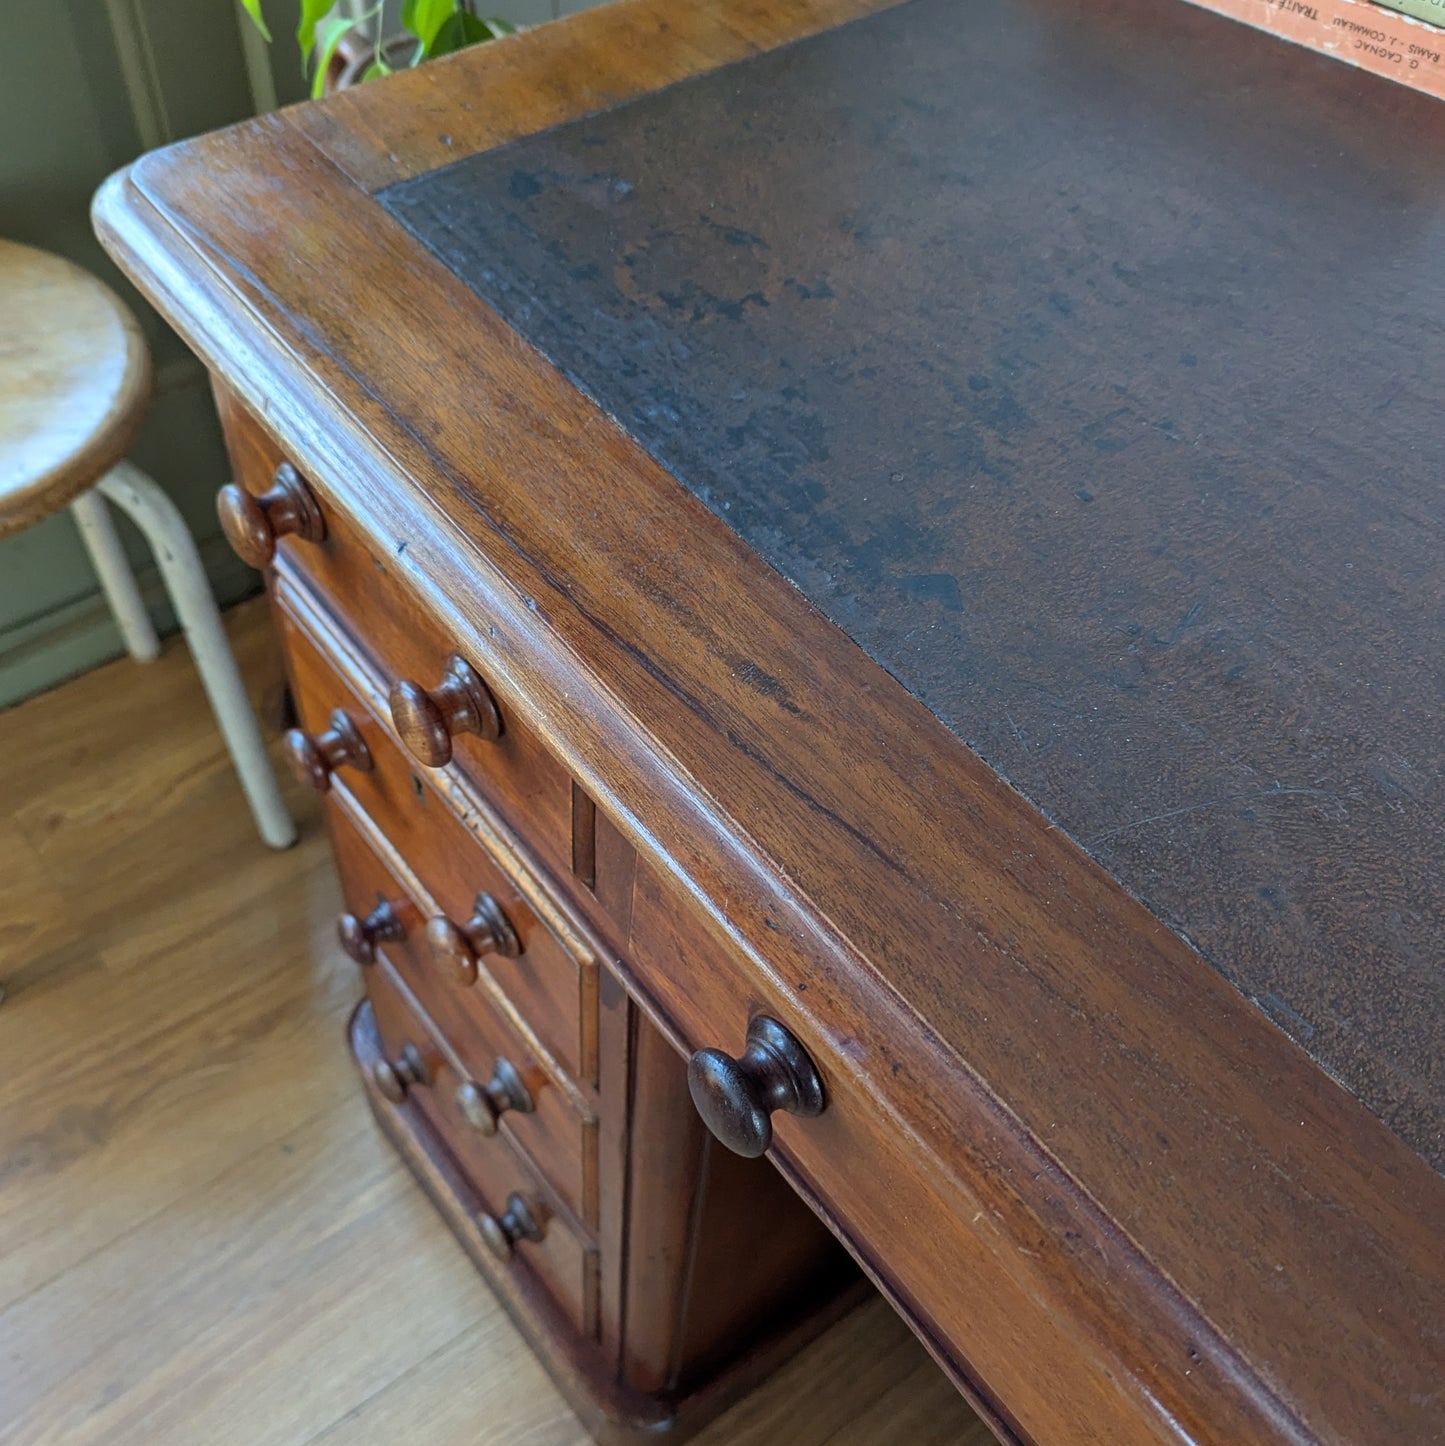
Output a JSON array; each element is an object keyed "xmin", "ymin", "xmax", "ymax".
[
  {"xmin": 455, "ymin": 1057, "xmax": 534, "ymax": 1135},
  {"xmin": 217, "ymin": 462, "xmax": 325, "ymax": 568},
  {"xmin": 425, "ymin": 891, "xmax": 522, "ymax": 986},
  {"xmin": 284, "ymin": 709, "xmax": 372, "ymax": 793},
  {"xmin": 390, "ymin": 656, "xmax": 503, "ymax": 769},
  {"xmin": 389, "ymin": 655, "xmax": 502, "ymax": 767},
  {"xmin": 337, "ymin": 898, "xmax": 405, "ymax": 965},
  {"xmin": 477, "ymin": 1193, "xmax": 544, "ymax": 1262},
  {"xmin": 687, "ymin": 1016, "xmax": 825, "ymax": 1158},
  {"xmin": 372, "ymin": 1042, "xmax": 430, "ymax": 1103}
]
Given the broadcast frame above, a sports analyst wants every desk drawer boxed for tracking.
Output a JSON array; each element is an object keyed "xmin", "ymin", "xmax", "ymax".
[
  {"xmin": 328, "ymin": 797, "xmax": 593, "ymax": 1227},
  {"xmin": 276, "ymin": 591, "xmax": 593, "ymax": 1084},
  {"xmin": 623, "ymin": 859, "xmax": 985, "ymax": 1381},
  {"xmin": 213, "ymin": 382, "xmax": 574, "ymax": 883},
  {"xmin": 360, "ymin": 954, "xmax": 594, "ymax": 1338}
]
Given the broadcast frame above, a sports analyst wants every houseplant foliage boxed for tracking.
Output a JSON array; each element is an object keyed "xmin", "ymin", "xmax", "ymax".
[{"xmin": 239, "ymin": 0, "xmax": 516, "ymax": 96}]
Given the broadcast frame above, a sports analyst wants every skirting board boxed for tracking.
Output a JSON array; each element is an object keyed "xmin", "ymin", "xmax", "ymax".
[{"xmin": 0, "ymin": 534, "xmax": 261, "ymax": 710}]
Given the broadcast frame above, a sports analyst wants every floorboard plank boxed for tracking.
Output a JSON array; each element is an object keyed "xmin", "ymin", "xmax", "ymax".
[{"xmin": 0, "ymin": 596, "xmax": 984, "ymax": 1444}]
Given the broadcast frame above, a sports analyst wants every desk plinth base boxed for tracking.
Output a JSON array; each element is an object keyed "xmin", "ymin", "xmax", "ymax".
[{"xmin": 349, "ymin": 1000, "xmax": 865, "ymax": 1443}]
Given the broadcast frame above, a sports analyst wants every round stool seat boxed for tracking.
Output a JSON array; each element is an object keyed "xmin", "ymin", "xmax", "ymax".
[{"xmin": 0, "ymin": 239, "xmax": 152, "ymax": 540}]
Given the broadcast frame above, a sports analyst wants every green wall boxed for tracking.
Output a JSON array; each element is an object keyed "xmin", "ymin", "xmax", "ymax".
[
  {"xmin": 0, "ymin": 0, "xmax": 600, "ymax": 709},
  {"xmin": 0, "ymin": 0, "xmax": 308, "ymax": 708}
]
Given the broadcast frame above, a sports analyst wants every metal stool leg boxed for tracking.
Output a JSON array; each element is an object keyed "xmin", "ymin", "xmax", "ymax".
[
  {"xmin": 70, "ymin": 489, "xmax": 161, "ymax": 663},
  {"xmin": 96, "ymin": 460, "xmax": 298, "ymax": 850}
]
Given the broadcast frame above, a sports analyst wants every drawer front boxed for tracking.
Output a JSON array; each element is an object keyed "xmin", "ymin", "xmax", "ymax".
[
  {"xmin": 624, "ymin": 858, "xmax": 1195, "ymax": 1438},
  {"xmin": 363, "ymin": 955, "xmax": 594, "ymax": 1337},
  {"xmin": 276, "ymin": 590, "xmax": 593, "ymax": 1085},
  {"xmin": 328, "ymin": 797, "xmax": 593, "ymax": 1227},
  {"xmin": 214, "ymin": 382, "xmax": 574, "ymax": 883}
]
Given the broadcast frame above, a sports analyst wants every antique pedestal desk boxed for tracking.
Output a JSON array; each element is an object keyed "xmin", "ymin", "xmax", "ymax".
[{"xmin": 94, "ymin": 0, "xmax": 1444, "ymax": 1441}]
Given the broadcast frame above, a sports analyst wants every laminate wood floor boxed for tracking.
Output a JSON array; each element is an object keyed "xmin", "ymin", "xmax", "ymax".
[{"xmin": 0, "ymin": 596, "xmax": 989, "ymax": 1446}]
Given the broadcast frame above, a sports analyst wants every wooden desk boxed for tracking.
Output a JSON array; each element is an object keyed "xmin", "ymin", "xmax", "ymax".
[{"xmin": 95, "ymin": 0, "xmax": 1444, "ymax": 1441}]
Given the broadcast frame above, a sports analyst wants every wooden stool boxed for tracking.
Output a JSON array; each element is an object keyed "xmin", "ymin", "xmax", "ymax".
[{"xmin": 0, "ymin": 239, "xmax": 295, "ymax": 849}]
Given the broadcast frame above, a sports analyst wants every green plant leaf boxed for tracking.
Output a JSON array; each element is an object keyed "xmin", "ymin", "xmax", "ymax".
[
  {"xmin": 311, "ymin": 15, "xmax": 355, "ymax": 98},
  {"xmin": 479, "ymin": 17, "xmax": 517, "ymax": 36},
  {"xmin": 360, "ymin": 58, "xmax": 394, "ymax": 80},
  {"xmin": 404, "ymin": 0, "xmax": 457, "ymax": 51},
  {"xmin": 238, "ymin": 0, "xmax": 271, "ymax": 43},
  {"xmin": 296, "ymin": 0, "xmax": 333, "ymax": 60},
  {"xmin": 426, "ymin": 9, "xmax": 490, "ymax": 56}
]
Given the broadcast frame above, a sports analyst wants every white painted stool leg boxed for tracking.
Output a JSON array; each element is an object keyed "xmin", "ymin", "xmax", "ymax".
[
  {"xmin": 97, "ymin": 461, "xmax": 298, "ymax": 850},
  {"xmin": 70, "ymin": 489, "xmax": 161, "ymax": 663}
]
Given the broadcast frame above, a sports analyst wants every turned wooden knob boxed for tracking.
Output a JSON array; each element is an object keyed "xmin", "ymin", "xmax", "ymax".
[
  {"xmin": 372, "ymin": 1042, "xmax": 429, "ymax": 1103},
  {"xmin": 425, "ymin": 892, "xmax": 522, "ymax": 986},
  {"xmin": 389, "ymin": 654, "xmax": 502, "ymax": 767},
  {"xmin": 337, "ymin": 898, "xmax": 405, "ymax": 965},
  {"xmin": 687, "ymin": 1016, "xmax": 825, "ymax": 1158},
  {"xmin": 477, "ymin": 1193, "xmax": 543, "ymax": 1262},
  {"xmin": 217, "ymin": 462, "xmax": 325, "ymax": 568},
  {"xmin": 455, "ymin": 1057, "xmax": 534, "ymax": 1136},
  {"xmin": 284, "ymin": 709, "xmax": 371, "ymax": 793}
]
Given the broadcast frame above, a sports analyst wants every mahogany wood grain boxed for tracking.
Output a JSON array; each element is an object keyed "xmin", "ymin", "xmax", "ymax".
[
  {"xmin": 572, "ymin": 784, "xmax": 597, "ymax": 892},
  {"xmin": 274, "ymin": 581, "xmax": 593, "ymax": 1085},
  {"xmin": 284, "ymin": 707, "xmax": 371, "ymax": 793},
  {"xmin": 454, "ymin": 1058, "xmax": 534, "ymax": 1137},
  {"xmin": 92, "ymin": 5, "xmax": 1445, "ymax": 1443},
  {"xmin": 327, "ymin": 784, "xmax": 595, "ymax": 1229},
  {"xmin": 593, "ymin": 964, "xmax": 632, "ymax": 1383},
  {"xmin": 427, "ymin": 891, "xmax": 523, "ymax": 984},
  {"xmin": 590, "ymin": 803, "xmax": 637, "ymax": 950},
  {"xmin": 687, "ymin": 1017, "xmax": 826, "ymax": 1160},
  {"xmin": 671, "ymin": 1144, "xmax": 864, "ymax": 1404},
  {"xmin": 211, "ymin": 385, "xmax": 577, "ymax": 885},
  {"xmin": 616, "ymin": 1007, "xmax": 857, "ymax": 1401},
  {"xmin": 477, "ymin": 1193, "xmax": 545, "ymax": 1262},
  {"xmin": 370, "ymin": 1040, "xmax": 429, "ymax": 1104},
  {"xmin": 347, "ymin": 844, "xmax": 867, "ymax": 1440},
  {"xmin": 361, "ymin": 979, "xmax": 595, "ymax": 1337},
  {"xmin": 217, "ymin": 464, "xmax": 325, "ymax": 568},
  {"xmin": 331, "ymin": 752, "xmax": 859, "ymax": 1435},
  {"xmin": 353, "ymin": 996, "xmax": 665, "ymax": 1443},
  {"xmin": 289, "ymin": 0, "xmax": 897, "ymax": 193},
  {"xmin": 389, "ymin": 654, "xmax": 503, "ymax": 767},
  {"xmin": 337, "ymin": 896, "xmax": 405, "ymax": 965},
  {"xmin": 607, "ymin": 992, "xmax": 702, "ymax": 1396}
]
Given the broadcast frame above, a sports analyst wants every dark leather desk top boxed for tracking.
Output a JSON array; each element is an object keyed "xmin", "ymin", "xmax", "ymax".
[
  {"xmin": 94, "ymin": 0, "xmax": 1445, "ymax": 1436},
  {"xmin": 381, "ymin": 0, "xmax": 1445, "ymax": 1167}
]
